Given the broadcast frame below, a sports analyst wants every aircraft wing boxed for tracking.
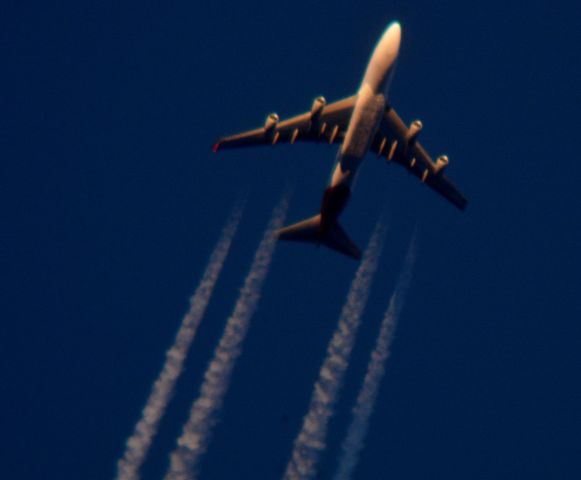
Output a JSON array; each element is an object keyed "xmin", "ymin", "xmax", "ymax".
[
  {"xmin": 213, "ymin": 96, "xmax": 357, "ymax": 151},
  {"xmin": 369, "ymin": 106, "xmax": 468, "ymax": 210}
]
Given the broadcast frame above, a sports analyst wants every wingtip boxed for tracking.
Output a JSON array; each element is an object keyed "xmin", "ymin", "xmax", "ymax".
[{"xmin": 212, "ymin": 142, "xmax": 220, "ymax": 153}]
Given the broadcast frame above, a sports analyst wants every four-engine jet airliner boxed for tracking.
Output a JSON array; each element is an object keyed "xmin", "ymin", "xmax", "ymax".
[{"xmin": 213, "ymin": 21, "xmax": 467, "ymax": 260}]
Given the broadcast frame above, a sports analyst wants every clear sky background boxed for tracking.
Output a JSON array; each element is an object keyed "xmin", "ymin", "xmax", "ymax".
[{"xmin": 3, "ymin": 1, "xmax": 580, "ymax": 479}]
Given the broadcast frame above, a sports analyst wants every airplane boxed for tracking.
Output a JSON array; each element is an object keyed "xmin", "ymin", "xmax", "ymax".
[{"xmin": 212, "ymin": 21, "xmax": 467, "ymax": 260}]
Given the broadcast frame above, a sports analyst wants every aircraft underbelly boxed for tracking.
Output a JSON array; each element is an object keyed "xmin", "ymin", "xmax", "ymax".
[{"xmin": 332, "ymin": 86, "xmax": 386, "ymax": 189}]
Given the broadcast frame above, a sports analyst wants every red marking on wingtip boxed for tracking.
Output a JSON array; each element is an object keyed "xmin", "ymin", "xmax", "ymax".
[{"xmin": 212, "ymin": 142, "xmax": 220, "ymax": 153}]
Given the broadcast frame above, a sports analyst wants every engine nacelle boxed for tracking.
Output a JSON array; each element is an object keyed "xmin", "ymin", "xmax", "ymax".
[
  {"xmin": 264, "ymin": 113, "xmax": 279, "ymax": 132},
  {"xmin": 407, "ymin": 120, "xmax": 423, "ymax": 144},
  {"xmin": 434, "ymin": 155, "xmax": 449, "ymax": 173},
  {"xmin": 310, "ymin": 96, "xmax": 326, "ymax": 119}
]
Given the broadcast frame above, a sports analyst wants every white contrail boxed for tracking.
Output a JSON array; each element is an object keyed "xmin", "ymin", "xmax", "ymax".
[
  {"xmin": 283, "ymin": 221, "xmax": 386, "ymax": 480},
  {"xmin": 115, "ymin": 203, "xmax": 245, "ymax": 480},
  {"xmin": 333, "ymin": 235, "xmax": 416, "ymax": 480},
  {"xmin": 164, "ymin": 193, "xmax": 290, "ymax": 480}
]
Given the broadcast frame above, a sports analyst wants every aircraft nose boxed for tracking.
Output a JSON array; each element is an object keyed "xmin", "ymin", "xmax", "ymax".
[
  {"xmin": 361, "ymin": 21, "xmax": 402, "ymax": 94},
  {"xmin": 383, "ymin": 21, "xmax": 401, "ymax": 58}
]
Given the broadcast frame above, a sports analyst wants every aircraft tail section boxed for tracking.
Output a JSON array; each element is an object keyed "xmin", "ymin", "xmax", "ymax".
[{"xmin": 276, "ymin": 214, "xmax": 361, "ymax": 260}]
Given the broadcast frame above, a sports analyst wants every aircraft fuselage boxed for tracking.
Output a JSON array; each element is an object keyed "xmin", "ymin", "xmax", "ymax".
[{"xmin": 321, "ymin": 22, "xmax": 401, "ymax": 233}]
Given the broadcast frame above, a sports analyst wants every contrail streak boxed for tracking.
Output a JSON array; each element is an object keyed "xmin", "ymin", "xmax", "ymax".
[
  {"xmin": 283, "ymin": 221, "xmax": 386, "ymax": 480},
  {"xmin": 115, "ymin": 203, "xmax": 245, "ymax": 480},
  {"xmin": 164, "ymin": 193, "xmax": 290, "ymax": 480},
  {"xmin": 333, "ymin": 235, "xmax": 416, "ymax": 480}
]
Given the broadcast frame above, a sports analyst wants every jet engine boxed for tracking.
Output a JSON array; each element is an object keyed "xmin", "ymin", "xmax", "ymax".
[
  {"xmin": 263, "ymin": 113, "xmax": 280, "ymax": 144},
  {"xmin": 264, "ymin": 113, "xmax": 279, "ymax": 131},
  {"xmin": 434, "ymin": 155, "xmax": 449, "ymax": 173},
  {"xmin": 310, "ymin": 96, "xmax": 326, "ymax": 120},
  {"xmin": 407, "ymin": 120, "xmax": 422, "ymax": 144}
]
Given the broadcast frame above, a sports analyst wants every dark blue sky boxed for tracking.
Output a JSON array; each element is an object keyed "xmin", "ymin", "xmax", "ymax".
[{"xmin": 3, "ymin": 1, "xmax": 580, "ymax": 479}]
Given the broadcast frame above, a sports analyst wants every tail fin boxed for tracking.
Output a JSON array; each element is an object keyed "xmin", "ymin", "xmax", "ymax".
[{"xmin": 276, "ymin": 214, "xmax": 361, "ymax": 260}]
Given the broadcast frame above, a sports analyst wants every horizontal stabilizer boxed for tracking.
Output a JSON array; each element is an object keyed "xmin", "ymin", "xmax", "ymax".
[
  {"xmin": 277, "ymin": 214, "xmax": 321, "ymax": 243},
  {"xmin": 276, "ymin": 214, "xmax": 361, "ymax": 260}
]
